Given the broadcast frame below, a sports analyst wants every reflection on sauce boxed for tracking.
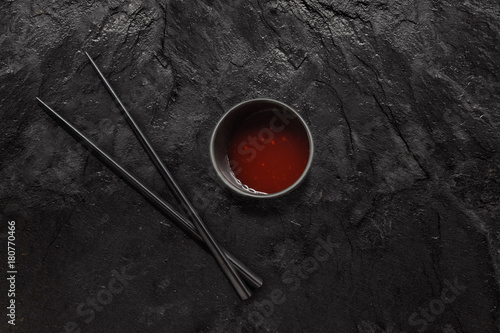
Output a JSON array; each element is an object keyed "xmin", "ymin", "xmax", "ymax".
[{"xmin": 227, "ymin": 109, "xmax": 310, "ymax": 194}]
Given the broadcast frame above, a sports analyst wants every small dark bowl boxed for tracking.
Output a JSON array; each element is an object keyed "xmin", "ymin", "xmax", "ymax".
[{"xmin": 210, "ymin": 99, "xmax": 314, "ymax": 198}]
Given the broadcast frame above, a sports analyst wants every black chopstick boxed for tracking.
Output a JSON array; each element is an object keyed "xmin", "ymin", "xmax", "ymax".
[
  {"xmin": 85, "ymin": 53, "xmax": 253, "ymax": 300},
  {"xmin": 36, "ymin": 97, "xmax": 263, "ymax": 292}
]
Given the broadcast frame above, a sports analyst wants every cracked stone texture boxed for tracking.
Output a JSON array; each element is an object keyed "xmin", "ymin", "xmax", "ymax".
[{"xmin": 1, "ymin": 0, "xmax": 500, "ymax": 332}]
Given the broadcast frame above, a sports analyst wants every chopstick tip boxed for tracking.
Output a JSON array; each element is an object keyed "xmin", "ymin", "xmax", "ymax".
[
  {"xmin": 85, "ymin": 52, "xmax": 99, "ymax": 68},
  {"xmin": 35, "ymin": 97, "xmax": 50, "ymax": 110},
  {"xmin": 84, "ymin": 52, "xmax": 96, "ymax": 64}
]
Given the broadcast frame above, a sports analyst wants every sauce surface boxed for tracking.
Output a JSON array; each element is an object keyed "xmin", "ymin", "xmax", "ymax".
[{"xmin": 227, "ymin": 109, "xmax": 310, "ymax": 194}]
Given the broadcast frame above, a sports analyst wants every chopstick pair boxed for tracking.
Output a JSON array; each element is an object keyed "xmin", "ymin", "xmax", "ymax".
[{"xmin": 36, "ymin": 52, "xmax": 262, "ymax": 299}]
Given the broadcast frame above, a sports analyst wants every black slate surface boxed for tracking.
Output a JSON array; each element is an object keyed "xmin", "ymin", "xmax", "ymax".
[{"xmin": 1, "ymin": 0, "xmax": 500, "ymax": 332}]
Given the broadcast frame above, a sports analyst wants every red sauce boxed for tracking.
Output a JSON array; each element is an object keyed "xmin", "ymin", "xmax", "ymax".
[{"xmin": 227, "ymin": 109, "xmax": 310, "ymax": 194}]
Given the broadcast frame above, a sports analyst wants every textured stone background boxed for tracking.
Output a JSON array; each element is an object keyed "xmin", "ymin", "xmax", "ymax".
[{"xmin": 1, "ymin": 0, "xmax": 500, "ymax": 332}]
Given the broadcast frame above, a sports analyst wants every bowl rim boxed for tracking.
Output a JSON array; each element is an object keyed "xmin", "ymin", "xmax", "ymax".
[{"xmin": 209, "ymin": 98, "xmax": 314, "ymax": 199}]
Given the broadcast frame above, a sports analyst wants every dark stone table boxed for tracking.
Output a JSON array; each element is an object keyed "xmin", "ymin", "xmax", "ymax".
[{"xmin": 1, "ymin": 0, "xmax": 499, "ymax": 332}]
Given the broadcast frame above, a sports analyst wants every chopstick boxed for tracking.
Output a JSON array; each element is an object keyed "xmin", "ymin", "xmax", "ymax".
[
  {"xmin": 36, "ymin": 97, "xmax": 263, "ymax": 292},
  {"xmin": 84, "ymin": 53, "xmax": 252, "ymax": 299}
]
